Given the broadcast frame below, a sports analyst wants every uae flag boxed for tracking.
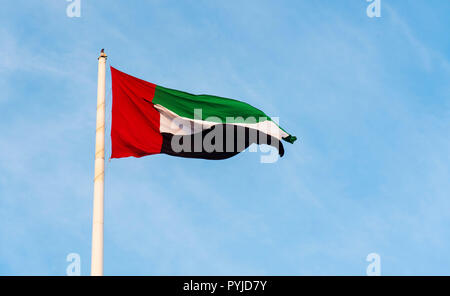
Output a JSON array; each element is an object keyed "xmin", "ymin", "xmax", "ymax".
[{"xmin": 110, "ymin": 67, "xmax": 296, "ymax": 160}]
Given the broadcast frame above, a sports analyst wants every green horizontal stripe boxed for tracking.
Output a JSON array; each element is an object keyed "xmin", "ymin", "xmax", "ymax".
[{"xmin": 153, "ymin": 85, "xmax": 268, "ymax": 123}]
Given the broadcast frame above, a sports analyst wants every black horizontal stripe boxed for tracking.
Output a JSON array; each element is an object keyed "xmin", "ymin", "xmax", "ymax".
[{"xmin": 161, "ymin": 124, "xmax": 285, "ymax": 160}]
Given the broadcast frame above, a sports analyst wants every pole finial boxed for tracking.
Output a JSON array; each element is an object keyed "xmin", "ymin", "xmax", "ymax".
[{"xmin": 99, "ymin": 48, "xmax": 107, "ymax": 59}]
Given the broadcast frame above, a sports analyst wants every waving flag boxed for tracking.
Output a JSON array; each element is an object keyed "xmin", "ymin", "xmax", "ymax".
[{"xmin": 110, "ymin": 67, "xmax": 296, "ymax": 160}]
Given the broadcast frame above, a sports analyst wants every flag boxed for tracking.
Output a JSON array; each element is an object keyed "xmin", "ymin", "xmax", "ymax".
[{"xmin": 110, "ymin": 67, "xmax": 296, "ymax": 160}]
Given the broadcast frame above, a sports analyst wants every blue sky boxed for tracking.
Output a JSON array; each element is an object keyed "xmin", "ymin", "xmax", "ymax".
[{"xmin": 0, "ymin": 0, "xmax": 449, "ymax": 275}]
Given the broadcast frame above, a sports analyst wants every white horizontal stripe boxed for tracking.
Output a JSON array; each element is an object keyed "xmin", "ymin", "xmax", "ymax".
[{"xmin": 155, "ymin": 104, "xmax": 289, "ymax": 140}]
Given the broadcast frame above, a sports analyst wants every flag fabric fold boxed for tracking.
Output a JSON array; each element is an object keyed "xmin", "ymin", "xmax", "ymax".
[{"xmin": 110, "ymin": 67, "xmax": 296, "ymax": 160}]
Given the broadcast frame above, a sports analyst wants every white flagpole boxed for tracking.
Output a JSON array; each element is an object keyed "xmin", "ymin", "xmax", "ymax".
[{"xmin": 91, "ymin": 49, "xmax": 107, "ymax": 276}]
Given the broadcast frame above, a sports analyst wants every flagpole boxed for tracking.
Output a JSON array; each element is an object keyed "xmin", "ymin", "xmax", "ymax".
[{"xmin": 91, "ymin": 49, "xmax": 107, "ymax": 276}]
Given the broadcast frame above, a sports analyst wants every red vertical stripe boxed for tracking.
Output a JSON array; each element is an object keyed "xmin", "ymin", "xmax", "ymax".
[{"xmin": 110, "ymin": 67, "xmax": 162, "ymax": 158}]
